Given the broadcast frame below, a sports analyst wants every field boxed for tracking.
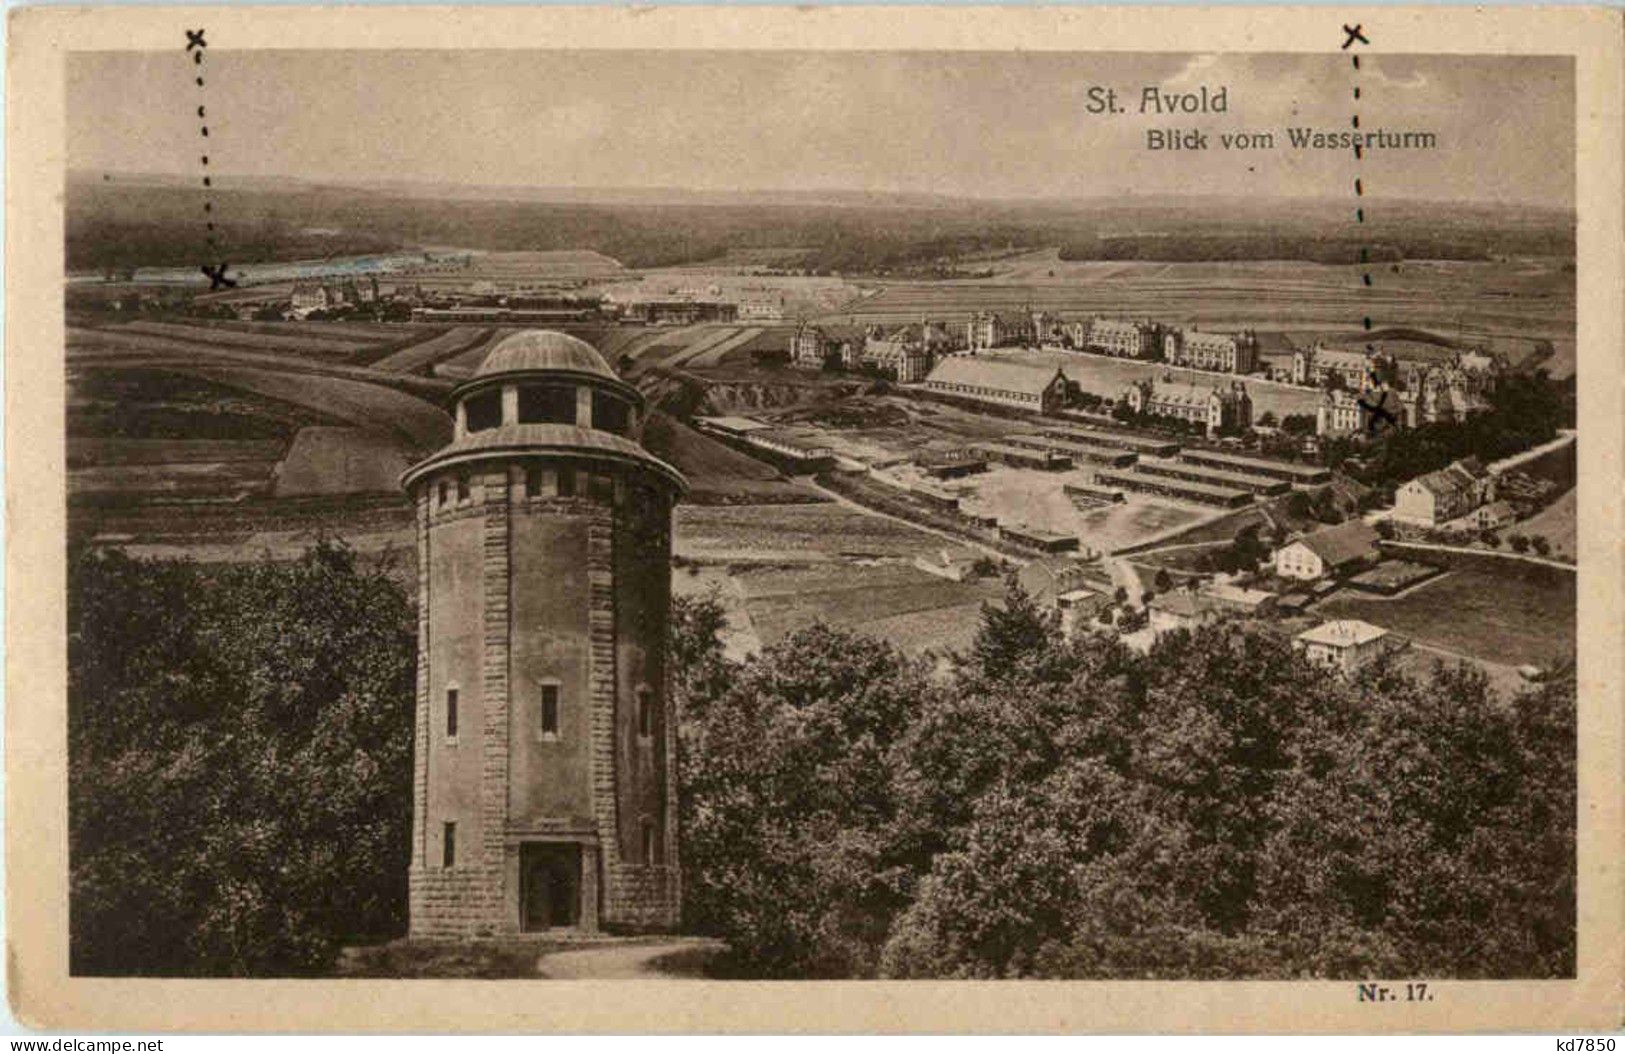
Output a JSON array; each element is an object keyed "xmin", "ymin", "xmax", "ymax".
[
  {"xmin": 1516, "ymin": 487, "xmax": 1577, "ymax": 561},
  {"xmin": 674, "ymin": 503, "xmax": 943, "ymax": 562},
  {"xmin": 1314, "ymin": 562, "xmax": 1575, "ymax": 668},
  {"xmin": 370, "ymin": 327, "xmax": 494, "ymax": 374},
  {"xmin": 732, "ymin": 562, "xmax": 1002, "ymax": 653}
]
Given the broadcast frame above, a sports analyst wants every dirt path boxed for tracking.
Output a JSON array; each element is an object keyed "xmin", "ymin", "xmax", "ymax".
[{"xmin": 535, "ymin": 938, "xmax": 726, "ymax": 979}]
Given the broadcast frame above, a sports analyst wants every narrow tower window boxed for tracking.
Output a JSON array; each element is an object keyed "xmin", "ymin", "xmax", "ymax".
[
  {"xmin": 557, "ymin": 466, "xmax": 576, "ymax": 498},
  {"xmin": 539, "ymin": 683, "xmax": 560, "ymax": 739},
  {"xmin": 637, "ymin": 687, "xmax": 653, "ymax": 739},
  {"xmin": 442, "ymin": 822, "xmax": 456, "ymax": 869},
  {"xmin": 457, "ymin": 474, "xmax": 470, "ymax": 502},
  {"xmin": 641, "ymin": 819, "xmax": 659, "ymax": 866},
  {"xmin": 445, "ymin": 687, "xmax": 458, "ymax": 740},
  {"xmin": 463, "ymin": 389, "xmax": 502, "ymax": 432}
]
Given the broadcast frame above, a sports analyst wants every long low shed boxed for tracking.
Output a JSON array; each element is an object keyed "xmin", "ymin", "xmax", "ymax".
[
  {"xmin": 1094, "ymin": 466, "xmax": 1253, "ymax": 508},
  {"xmin": 1004, "ymin": 434, "xmax": 1138, "ymax": 468},
  {"xmin": 1134, "ymin": 456, "xmax": 1292, "ymax": 496},
  {"xmin": 969, "ymin": 442, "xmax": 1073, "ymax": 471},
  {"xmin": 1040, "ymin": 424, "xmax": 1181, "ymax": 457},
  {"xmin": 1176, "ymin": 448, "xmax": 1332, "ymax": 485}
]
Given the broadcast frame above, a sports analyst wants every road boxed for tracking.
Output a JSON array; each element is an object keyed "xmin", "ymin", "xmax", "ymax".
[{"xmin": 535, "ymin": 937, "xmax": 726, "ymax": 980}]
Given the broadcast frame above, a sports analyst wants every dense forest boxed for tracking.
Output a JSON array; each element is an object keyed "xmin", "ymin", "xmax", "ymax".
[
  {"xmin": 69, "ymin": 541, "xmax": 1574, "ymax": 978},
  {"xmin": 67, "ymin": 177, "xmax": 1575, "ymax": 276}
]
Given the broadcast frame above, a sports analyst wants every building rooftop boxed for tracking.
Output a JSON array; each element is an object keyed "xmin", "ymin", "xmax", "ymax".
[
  {"xmin": 924, "ymin": 356, "xmax": 1065, "ymax": 397},
  {"xmin": 473, "ymin": 329, "xmax": 617, "ymax": 382},
  {"xmin": 1282, "ymin": 520, "xmax": 1380, "ymax": 567},
  {"xmin": 1296, "ymin": 619, "xmax": 1388, "ymax": 648}
]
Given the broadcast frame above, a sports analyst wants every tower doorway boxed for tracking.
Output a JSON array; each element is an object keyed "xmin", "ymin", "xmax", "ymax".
[{"xmin": 521, "ymin": 843, "xmax": 582, "ymax": 930}]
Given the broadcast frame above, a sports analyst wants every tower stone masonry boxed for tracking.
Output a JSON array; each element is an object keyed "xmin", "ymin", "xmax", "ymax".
[{"xmin": 401, "ymin": 330, "xmax": 686, "ymax": 937}]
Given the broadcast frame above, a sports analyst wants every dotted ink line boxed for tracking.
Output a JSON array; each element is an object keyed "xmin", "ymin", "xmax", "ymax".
[
  {"xmin": 1347, "ymin": 37, "xmax": 1399, "ymax": 434},
  {"xmin": 188, "ymin": 29, "xmax": 235, "ymax": 290}
]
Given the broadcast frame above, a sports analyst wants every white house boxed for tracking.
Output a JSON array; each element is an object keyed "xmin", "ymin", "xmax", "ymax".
[
  {"xmin": 1294, "ymin": 619, "xmax": 1392, "ymax": 675},
  {"xmin": 1273, "ymin": 520, "xmax": 1381, "ymax": 581}
]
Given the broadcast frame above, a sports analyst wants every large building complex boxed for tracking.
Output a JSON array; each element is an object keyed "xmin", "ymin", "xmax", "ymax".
[
  {"xmin": 1164, "ymin": 328, "xmax": 1260, "ymax": 374},
  {"xmin": 921, "ymin": 357, "xmax": 1071, "ymax": 415},
  {"xmin": 401, "ymin": 330, "xmax": 686, "ymax": 938},
  {"xmin": 1121, "ymin": 376, "xmax": 1253, "ymax": 437},
  {"xmin": 1391, "ymin": 456, "xmax": 1496, "ymax": 526}
]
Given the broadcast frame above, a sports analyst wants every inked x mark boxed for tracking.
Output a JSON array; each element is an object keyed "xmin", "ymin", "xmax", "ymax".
[
  {"xmin": 186, "ymin": 29, "xmax": 208, "ymax": 52},
  {"xmin": 1341, "ymin": 24, "xmax": 1369, "ymax": 49},
  {"xmin": 202, "ymin": 262, "xmax": 236, "ymax": 290}
]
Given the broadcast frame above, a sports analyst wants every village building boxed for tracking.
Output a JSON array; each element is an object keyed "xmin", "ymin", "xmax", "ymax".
[
  {"xmin": 1202, "ymin": 580, "xmax": 1279, "ymax": 615},
  {"xmin": 965, "ymin": 311, "xmax": 1032, "ymax": 352},
  {"xmin": 1273, "ymin": 520, "xmax": 1382, "ymax": 581},
  {"xmin": 1147, "ymin": 591, "xmax": 1224, "ymax": 636},
  {"xmin": 914, "ymin": 546, "xmax": 985, "ymax": 582},
  {"xmin": 1121, "ymin": 375, "xmax": 1253, "ymax": 437},
  {"xmin": 1467, "ymin": 499, "xmax": 1519, "ymax": 531},
  {"xmin": 1391, "ymin": 456, "xmax": 1496, "ymax": 526},
  {"xmin": 400, "ymin": 330, "xmax": 685, "ymax": 938},
  {"xmin": 736, "ymin": 294, "xmax": 785, "ymax": 322},
  {"xmin": 862, "ymin": 320, "xmax": 952, "ymax": 383},
  {"xmin": 1081, "ymin": 317, "xmax": 1162, "ymax": 359},
  {"xmin": 922, "ymin": 357, "xmax": 1072, "ymax": 415},
  {"xmin": 1395, "ymin": 362, "xmax": 1492, "ymax": 427},
  {"xmin": 1018, "ymin": 557, "xmax": 1106, "ymax": 634},
  {"xmin": 1294, "ymin": 619, "xmax": 1393, "ymax": 675},
  {"xmin": 1293, "ymin": 343, "xmax": 1394, "ymax": 390},
  {"xmin": 289, "ymin": 282, "xmax": 333, "ymax": 318},
  {"xmin": 1164, "ymin": 328, "xmax": 1260, "ymax": 374}
]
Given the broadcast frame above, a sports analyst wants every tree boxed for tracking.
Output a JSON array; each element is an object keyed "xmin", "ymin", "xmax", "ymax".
[
  {"xmin": 1482, "ymin": 530, "xmax": 1502, "ymax": 548},
  {"xmin": 69, "ymin": 542, "xmax": 415, "ymax": 976},
  {"xmin": 1531, "ymin": 535, "xmax": 1551, "ymax": 557},
  {"xmin": 1154, "ymin": 569, "xmax": 1174, "ymax": 592},
  {"xmin": 1510, "ymin": 534, "xmax": 1531, "ymax": 554},
  {"xmin": 1257, "ymin": 411, "xmax": 1279, "ymax": 429}
]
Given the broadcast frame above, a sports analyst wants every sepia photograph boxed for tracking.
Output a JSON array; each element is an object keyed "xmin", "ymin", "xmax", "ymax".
[{"xmin": 8, "ymin": 4, "xmax": 1622, "ymax": 1035}]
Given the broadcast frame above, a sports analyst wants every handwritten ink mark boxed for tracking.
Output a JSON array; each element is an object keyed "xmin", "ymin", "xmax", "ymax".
[
  {"xmin": 202, "ymin": 262, "xmax": 236, "ymax": 290},
  {"xmin": 1341, "ymin": 24, "xmax": 1369, "ymax": 49},
  {"xmin": 186, "ymin": 29, "xmax": 208, "ymax": 51}
]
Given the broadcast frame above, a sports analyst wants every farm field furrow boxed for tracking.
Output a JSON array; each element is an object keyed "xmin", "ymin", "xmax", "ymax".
[
  {"xmin": 67, "ymin": 437, "xmax": 286, "ymax": 466},
  {"xmin": 663, "ymin": 327, "xmax": 746, "ymax": 369},
  {"xmin": 689, "ymin": 327, "xmax": 765, "ymax": 368},
  {"xmin": 675, "ymin": 503, "xmax": 941, "ymax": 560},
  {"xmin": 113, "ymin": 320, "xmax": 374, "ymax": 356},
  {"xmin": 370, "ymin": 327, "xmax": 493, "ymax": 373},
  {"xmin": 176, "ymin": 365, "xmax": 452, "ymax": 451},
  {"xmin": 151, "ymin": 318, "xmax": 423, "ymax": 343},
  {"xmin": 68, "ymin": 329, "xmax": 452, "ymax": 398}
]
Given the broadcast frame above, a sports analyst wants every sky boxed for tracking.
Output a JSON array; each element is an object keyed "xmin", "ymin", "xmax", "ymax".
[{"xmin": 68, "ymin": 50, "xmax": 1574, "ymax": 206}]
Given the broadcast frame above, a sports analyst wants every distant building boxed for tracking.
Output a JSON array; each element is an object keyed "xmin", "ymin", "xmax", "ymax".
[
  {"xmin": 1273, "ymin": 520, "xmax": 1381, "ymax": 581},
  {"xmin": 862, "ymin": 321, "xmax": 951, "ymax": 383},
  {"xmin": 1293, "ymin": 343, "xmax": 1394, "ymax": 390},
  {"xmin": 922, "ymin": 357, "xmax": 1071, "ymax": 415},
  {"xmin": 1202, "ymin": 580, "xmax": 1278, "ymax": 615},
  {"xmin": 1080, "ymin": 317, "xmax": 1160, "ymax": 359},
  {"xmin": 1122, "ymin": 375, "xmax": 1252, "ymax": 437},
  {"xmin": 1392, "ymin": 456, "xmax": 1495, "ymax": 526},
  {"xmin": 290, "ymin": 282, "xmax": 332, "ymax": 318},
  {"xmin": 1468, "ymin": 499, "xmax": 1518, "ymax": 530},
  {"xmin": 737, "ymin": 294, "xmax": 785, "ymax": 322},
  {"xmin": 1030, "ymin": 311, "xmax": 1067, "ymax": 346},
  {"xmin": 790, "ymin": 323, "xmax": 828, "ymax": 369},
  {"xmin": 1147, "ymin": 591, "xmax": 1224, "ymax": 636},
  {"xmin": 965, "ymin": 311, "xmax": 1032, "ymax": 352},
  {"xmin": 1294, "ymin": 619, "xmax": 1392, "ymax": 675},
  {"xmin": 1395, "ymin": 361, "xmax": 1492, "ymax": 427},
  {"xmin": 1164, "ymin": 328, "xmax": 1259, "ymax": 374},
  {"xmin": 1018, "ymin": 557, "xmax": 1105, "ymax": 634},
  {"xmin": 915, "ymin": 547, "xmax": 984, "ymax": 582},
  {"xmin": 1317, "ymin": 387, "xmax": 1364, "ymax": 436}
]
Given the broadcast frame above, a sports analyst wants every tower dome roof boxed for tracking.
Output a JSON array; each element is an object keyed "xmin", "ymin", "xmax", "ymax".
[{"xmin": 473, "ymin": 329, "xmax": 616, "ymax": 382}]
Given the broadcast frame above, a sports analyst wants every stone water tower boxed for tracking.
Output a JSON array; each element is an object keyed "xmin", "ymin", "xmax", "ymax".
[{"xmin": 401, "ymin": 330, "xmax": 686, "ymax": 936}]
